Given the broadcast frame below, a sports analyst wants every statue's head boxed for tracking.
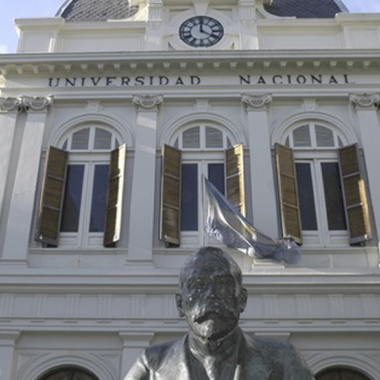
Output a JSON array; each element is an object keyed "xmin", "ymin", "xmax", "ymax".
[{"xmin": 176, "ymin": 246, "xmax": 248, "ymax": 341}]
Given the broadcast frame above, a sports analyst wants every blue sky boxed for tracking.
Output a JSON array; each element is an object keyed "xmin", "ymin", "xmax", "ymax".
[{"xmin": 1, "ymin": 0, "xmax": 380, "ymax": 54}]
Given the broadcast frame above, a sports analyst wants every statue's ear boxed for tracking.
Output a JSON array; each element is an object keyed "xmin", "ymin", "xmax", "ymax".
[
  {"xmin": 176, "ymin": 293, "xmax": 185, "ymax": 317},
  {"xmin": 239, "ymin": 288, "xmax": 248, "ymax": 313}
]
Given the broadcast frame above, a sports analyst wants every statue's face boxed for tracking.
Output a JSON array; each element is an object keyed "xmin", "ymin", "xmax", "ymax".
[{"xmin": 177, "ymin": 256, "xmax": 246, "ymax": 341}]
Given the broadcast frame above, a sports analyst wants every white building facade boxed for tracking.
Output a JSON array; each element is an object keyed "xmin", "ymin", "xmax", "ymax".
[{"xmin": 1, "ymin": 0, "xmax": 380, "ymax": 379}]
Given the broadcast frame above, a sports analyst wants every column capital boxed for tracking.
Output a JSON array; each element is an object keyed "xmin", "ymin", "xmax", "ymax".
[
  {"xmin": 242, "ymin": 93, "xmax": 272, "ymax": 111},
  {"xmin": 133, "ymin": 95, "xmax": 163, "ymax": 111},
  {"xmin": 349, "ymin": 93, "xmax": 380, "ymax": 109},
  {"xmin": 0, "ymin": 97, "xmax": 22, "ymax": 113},
  {"xmin": 22, "ymin": 96, "xmax": 53, "ymax": 112}
]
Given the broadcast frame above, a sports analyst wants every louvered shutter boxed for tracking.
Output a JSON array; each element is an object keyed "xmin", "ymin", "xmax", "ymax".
[
  {"xmin": 225, "ymin": 144, "xmax": 246, "ymax": 216},
  {"xmin": 104, "ymin": 144, "xmax": 127, "ymax": 247},
  {"xmin": 160, "ymin": 144, "xmax": 181, "ymax": 246},
  {"xmin": 275, "ymin": 144, "xmax": 302, "ymax": 244},
  {"xmin": 35, "ymin": 146, "xmax": 68, "ymax": 246},
  {"xmin": 338, "ymin": 144, "xmax": 372, "ymax": 244}
]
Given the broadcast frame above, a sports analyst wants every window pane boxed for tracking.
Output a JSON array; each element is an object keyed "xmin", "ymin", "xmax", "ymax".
[
  {"xmin": 293, "ymin": 125, "xmax": 311, "ymax": 147},
  {"xmin": 316, "ymin": 125, "xmax": 334, "ymax": 147},
  {"xmin": 295, "ymin": 163, "xmax": 318, "ymax": 230},
  {"xmin": 94, "ymin": 128, "xmax": 112, "ymax": 150},
  {"xmin": 61, "ymin": 165, "xmax": 85, "ymax": 232},
  {"xmin": 208, "ymin": 163, "xmax": 225, "ymax": 195},
  {"xmin": 322, "ymin": 162, "xmax": 347, "ymax": 230},
  {"xmin": 183, "ymin": 127, "xmax": 200, "ymax": 148},
  {"xmin": 89, "ymin": 165, "xmax": 110, "ymax": 232},
  {"xmin": 181, "ymin": 164, "xmax": 198, "ymax": 231},
  {"xmin": 71, "ymin": 128, "xmax": 90, "ymax": 150},
  {"xmin": 206, "ymin": 127, "xmax": 223, "ymax": 148}
]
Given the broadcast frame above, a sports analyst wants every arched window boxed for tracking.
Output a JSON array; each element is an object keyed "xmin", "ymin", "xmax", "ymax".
[
  {"xmin": 275, "ymin": 121, "xmax": 371, "ymax": 247},
  {"xmin": 39, "ymin": 367, "xmax": 99, "ymax": 380},
  {"xmin": 160, "ymin": 122, "xmax": 245, "ymax": 247},
  {"xmin": 316, "ymin": 367, "xmax": 372, "ymax": 380},
  {"xmin": 35, "ymin": 124, "xmax": 127, "ymax": 248}
]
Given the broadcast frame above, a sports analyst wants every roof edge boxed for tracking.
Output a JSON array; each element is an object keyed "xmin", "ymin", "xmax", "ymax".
[{"xmin": 55, "ymin": 0, "xmax": 74, "ymax": 17}]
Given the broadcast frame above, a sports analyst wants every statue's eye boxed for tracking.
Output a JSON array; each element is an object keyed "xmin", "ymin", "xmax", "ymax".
[{"xmin": 195, "ymin": 279, "xmax": 206, "ymax": 289}]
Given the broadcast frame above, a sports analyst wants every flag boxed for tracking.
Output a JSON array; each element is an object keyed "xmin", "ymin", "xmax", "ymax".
[{"xmin": 204, "ymin": 177, "xmax": 301, "ymax": 264}]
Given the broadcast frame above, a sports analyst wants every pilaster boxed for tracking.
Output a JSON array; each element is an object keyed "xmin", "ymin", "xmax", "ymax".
[
  {"xmin": 349, "ymin": 93, "xmax": 380, "ymax": 250},
  {"xmin": 0, "ymin": 98, "xmax": 21, "ymax": 220},
  {"xmin": 127, "ymin": 95, "xmax": 163, "ymax": 265},
  {"xmin": 242, "ymin": 94, "xmax": 278, "ymax": 239},
  {"xmin": 238, "ymin": 0, "xmax": 259, "ymax": 49},
  {"xmin": 1, "ymin": 96, "xmax": 52, "ymax": 265},
  {"xmin": 145, "ymin": 0, "xmax": 165, "ymax": 50},
  {"xmin": 0, "ymin": 331, "xmax": 20, "ymax": 380},
  {"xmin": 119, "ymin": 331, "xmax": 155, "ymax": 377}
]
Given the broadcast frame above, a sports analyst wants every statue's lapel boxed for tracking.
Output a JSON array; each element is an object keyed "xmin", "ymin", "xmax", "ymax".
[{"xmin": 158, "ymin": 335, "xmax": 192, "ymax": 380}]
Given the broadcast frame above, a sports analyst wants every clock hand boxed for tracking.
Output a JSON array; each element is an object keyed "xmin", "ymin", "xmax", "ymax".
[{"xmin": 200, "ymin": 19, "xmax": 204, "ymax": 33}]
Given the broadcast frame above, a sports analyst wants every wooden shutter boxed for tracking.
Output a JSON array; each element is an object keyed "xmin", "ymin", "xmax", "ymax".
[
  {"xmin": 35, "ymin": 146, "xmax": 68, "ymax": 246},
  {"xmin": 338, "ymin": 144, "xmax": 372, "ymax": 244},
  {"xmin": 160, "ymin": 144, "xmax": 181, "ymax": 246},
  {"xmin": 104, "ymin": 144, "xmax": 127, "ymax": 247},
  {"xmin": 225, "ymin": 144, "xmax": 246, "ymax": 216},
  {"xmin": 275, "ymin": 143, "xmax": 302, "ymax": 244}
]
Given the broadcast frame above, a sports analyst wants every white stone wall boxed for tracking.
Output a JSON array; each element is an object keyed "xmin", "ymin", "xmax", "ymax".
[{"xmin": 1, "ymin": 2, "xmax": 380, "ymax": 379}]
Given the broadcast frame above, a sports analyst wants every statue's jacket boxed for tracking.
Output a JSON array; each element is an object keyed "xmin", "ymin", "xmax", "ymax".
[{"xmin": 125, "ymin": 328, "xmax": 316, "ymax": 380}]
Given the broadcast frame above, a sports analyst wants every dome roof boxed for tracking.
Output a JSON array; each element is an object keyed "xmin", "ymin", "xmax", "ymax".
[
  {"xmin": 57, "ymin": 0, "xmax": 344, "ymax": 22},
  {"xmin": 57, "ymin": 0, "xmax": 139, "ymax": 22},
  {"xmin": 264, "ymin": 0, "xmax": 343, "ymax": 18}
]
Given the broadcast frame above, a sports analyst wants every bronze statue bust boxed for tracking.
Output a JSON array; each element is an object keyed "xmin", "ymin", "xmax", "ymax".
[{"xmin": 125, "ymin": 246, "xmax": 315, "ymax": 380}]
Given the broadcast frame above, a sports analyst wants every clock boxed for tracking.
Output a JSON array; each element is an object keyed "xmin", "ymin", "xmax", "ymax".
[{"xmin": 179, "ymin": 16, "xmax": 224, "ymax": 47}]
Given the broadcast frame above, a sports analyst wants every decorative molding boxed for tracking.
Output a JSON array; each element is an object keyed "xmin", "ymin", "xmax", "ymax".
[
  {"xmin": 22, "ymin": 96, "xmax": 53, "ymax": 112},
  {"xmin": 133, "ymin": 95, "xmax": 163, "ymax": 111},
  {"xmin": 0, "ymin": 97, "xmax": 22, "ymax": 112},
  {"xmin": 242, "ymin": 93, "xmax": 272, "ymax": 110},
  {"xmin": 350, "ymin": 93, "xmax": 380, "ymax": 109},
  {"xmin": 329, "ymin": 294, "xmax": 345, "ymax": 323}
]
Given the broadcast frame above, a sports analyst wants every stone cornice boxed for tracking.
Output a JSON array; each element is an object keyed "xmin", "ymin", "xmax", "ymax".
[{"xmin": 1, "ymin": 49, "xmax": 380, "ymax": 77}]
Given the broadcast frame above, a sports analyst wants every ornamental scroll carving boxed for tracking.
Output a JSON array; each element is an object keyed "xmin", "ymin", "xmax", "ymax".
[
  {"xmin": 350, "ymin": 93, "xmax": 380, "ymax": 108},
  {"xmin": 0, "ymin": 97, "xmax": 22, "ymax": 112},
  {"xmin": 242, "ymin": 94, "xmax": 272, "ymax": 110},
  {"xmin": 133, "ymin": 95, "xmax": 163, "ymax": 110},
  {"xmin": 0, "ymin": 96, "xmax": 53, "ymax": 113},
  {"xmin": 22, "ymin": 96, "xmax": 53, "ymax": 111}
]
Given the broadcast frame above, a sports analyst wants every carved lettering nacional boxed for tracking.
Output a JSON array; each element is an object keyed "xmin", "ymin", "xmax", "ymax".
[
  {"xmin": 350, "ymin": 93, "xmax": 380, "ymax": 108},
  {"xmin": 133, "ymin": 95, "xmax": 163, "ymax": 110},
  {"xmin": 0, "ymin": 97, "xmax": 22, "ymax": 112}
]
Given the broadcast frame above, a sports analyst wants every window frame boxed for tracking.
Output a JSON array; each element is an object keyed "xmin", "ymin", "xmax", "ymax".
[
  {"xmin": 37, "ymin": 124, "xmax": 125, "ymax": 249},
  {"xmin": 282, "ymin": 121, "xmax": 349, "ymax": 247},
  {"xmin": 163, "ymin": 122, "xmax": 239, "ymax": 248}
]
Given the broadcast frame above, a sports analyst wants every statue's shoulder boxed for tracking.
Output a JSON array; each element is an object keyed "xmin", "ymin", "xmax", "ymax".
[
  {"xmin": 245, "ymin": 333, "xmax": 303, "ymax": 363},
  {"xmin": 141, "ymin": 336, "xmax": 186, "ymax": 369},
  {"xmin": 249, "ymin": 335, "xmax": 290, "ymax": 351},
  {"xmin": 244, "ymin": 333, "xmax": 315, "ymax": 379}
]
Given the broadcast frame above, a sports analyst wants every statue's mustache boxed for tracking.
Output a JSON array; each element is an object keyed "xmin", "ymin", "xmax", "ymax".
[{"xmin": 191, "ymin": 301, "xmax": 236, "ymax": 323}]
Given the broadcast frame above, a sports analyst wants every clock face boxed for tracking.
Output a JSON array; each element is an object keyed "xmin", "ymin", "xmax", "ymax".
[{"xmin": 179, "ymin": 16, "xmax": 224, "ymax": 47}]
